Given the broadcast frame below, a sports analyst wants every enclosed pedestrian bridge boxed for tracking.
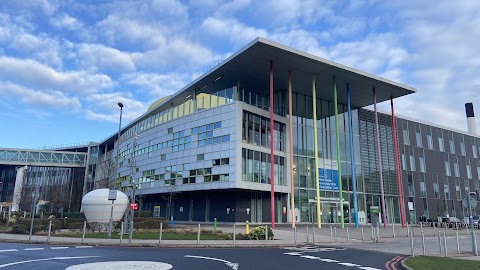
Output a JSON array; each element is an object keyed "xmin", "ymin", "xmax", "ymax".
[{"xmin": 0, "ymin": 148, "xmax": 87, "ymax": 167}]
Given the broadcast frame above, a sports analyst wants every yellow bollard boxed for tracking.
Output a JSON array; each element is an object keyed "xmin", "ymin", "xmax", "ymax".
[{"xmin": 246, "ymin": 221, "xmax": 249, "ymax": 234}]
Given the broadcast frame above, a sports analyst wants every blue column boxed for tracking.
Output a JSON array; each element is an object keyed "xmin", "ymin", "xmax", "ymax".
[{"xmin": 346, "ymin": 84, "xmax": 359, "ymax": 228}]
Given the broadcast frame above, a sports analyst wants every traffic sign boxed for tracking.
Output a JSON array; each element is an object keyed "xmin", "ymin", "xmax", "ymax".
[
  {"xmin": 462, "ymin": 196, "xmax": 477, "ymax": 209},
  {"xmin": 108, "ymin": 190, "xmax": 117, "ymax": 201},
  {"xmin": 130, "ymin": 203, "xmax": 138, "ymax": 210}
]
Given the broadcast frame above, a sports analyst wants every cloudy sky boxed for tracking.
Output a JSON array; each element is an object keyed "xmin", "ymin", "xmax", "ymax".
[{"xmin": 0, "ymin": 0, "xmax": 479, "ymax": 149}]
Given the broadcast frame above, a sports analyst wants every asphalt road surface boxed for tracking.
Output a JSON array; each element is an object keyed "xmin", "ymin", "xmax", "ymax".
[{"xmin": 0, "ymin": 243, "xmax": 403, "ymax": 270}]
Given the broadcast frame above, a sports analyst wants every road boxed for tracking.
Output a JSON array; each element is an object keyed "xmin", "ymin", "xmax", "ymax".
[{"xmin": 0, "ymin": 243, "xmax": 402, "ymax": 270}]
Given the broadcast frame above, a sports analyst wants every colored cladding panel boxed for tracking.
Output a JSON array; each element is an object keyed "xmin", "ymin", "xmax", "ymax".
[{"xmin": 319, "ymin": 168, "xmax": 339, "ymax": 191}]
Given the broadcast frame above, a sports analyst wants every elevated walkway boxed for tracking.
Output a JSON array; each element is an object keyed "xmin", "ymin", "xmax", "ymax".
[{"xmin": 0, "ymin": 148, "xmax": 86, "ymax": 167}]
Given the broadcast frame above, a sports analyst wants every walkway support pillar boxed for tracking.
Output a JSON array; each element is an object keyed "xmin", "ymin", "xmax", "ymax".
[
  {"xmin": 269, "ymin": 60, "xmax": 275, "ymax": 229},
  {"xmin": 373, "ymin": 88, "xmax": 387, "ymax": 228},
  {"xmin": 391, "ymin": 97, "xmax": 406, "ymax": 227},
  {"xmin": 333, "ymin": 76, "xmax": 344, "ymax": 229},
  {"xmin": 312, "ymin": 74, "xmax": 321, "ymax": 228},
  {"xmin": 288, "ymin": 70, "xmax": 295, "ymax": 228},
  {"xmin": 346, "ymin": 84, "xmax": 359, "ymax": 228}
]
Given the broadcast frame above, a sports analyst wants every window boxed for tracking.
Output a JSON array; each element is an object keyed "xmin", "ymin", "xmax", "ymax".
[
  {"xmin": 453, "ymin": 158, "xmax": 459, "ymax": 177},
  {"xmin": 449, "ymin": 137, "xmax": 455, "ymax": 154},
  {"xmin": 408, "ymin": 174, "xmax": 415, "ymax": 197},
  {"xmin": 409, "ymin": 154, "xmax": 416, "ymax": 171},
  {"xmin": 183, "ymin": 163, "xmax": 190, "ymax": 170},
  {"xmin": 461, "ymin": 141, "xmax": 466, "ymax": 156},
  {"xmin": 444, "ymin": 183, "xmax": 450, "ymax": 200},
  {"xmin": 433, "ymin": 179, "xmax": 440, "ymax": 199},
  {"xmin": 403, "ymin": 123, "xmax": 410, "ymax": 145},
  {"xmin": 420, "ymin": 179, "xmax": 427, "ymax": 198},
  {"xmin": 473, "ymin": 145, "xmax": 478, "ymax": 158},
  {"xmin": 427, "ymin": 126, "xmax": 433, "ymax": 149},
  {"xmin": 214, "ymin": 122, "xmax": 221, "ymax": 129},
  {"xmin": 402, "ymin": 153, "xmax": 407, "ymax": 170},
  {"xmin": 222, "ymin": 135, "xmax": 230, "ymax": 142},
  {"xmin": 467, "ymin": 164, "xmax": 472, "ymax": 179},
  {"xmin": 419, "ymin": 150, "xmax": 426, "ymax": 172},
  {"xmin": 456, "ymin": 179, "xmax": 461, "ymax": 200},
  {"xmin": 160, "ymin": 154, "xmax": 166, "ymax": 161},
  {"xmin": 168, "ymin": 127, "xmax": 173, "ymax": 134},
  {"xmin": 445, "ymin": 159, "xmax": 451, "ymax": 176},
  {"xmin": 415, "ymin": 124, "xmax": 422, "ymax": 147},
  {"xmin": 183, "ymin": 177, "xmax": 196, "ymax": 184},
  {"xmin": 438, "ymin": 131, "xmax": 445, "ymax": 152}
]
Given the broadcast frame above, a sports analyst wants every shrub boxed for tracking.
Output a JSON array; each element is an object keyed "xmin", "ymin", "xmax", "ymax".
[
  {"xmin": 136, "ymin": 211, "xmax": 152, "ymax": 218},
  {"xmin": 68, "ymin": 222, "xmax": 86, "ymax": 231},
  {"xmin": 11, "ymin": 224, "xmax": 28, "ymax": 234},
  {"xmin": 134, "ymin": 219, "xmax": 168, "ymax": 230},
  {"xmin": 249, "ymin": 226, "xmax": 274, "ymax": 240},
  {"xmin": 60, "ymin": 212, "xmax": 86, "ymax": 219}
]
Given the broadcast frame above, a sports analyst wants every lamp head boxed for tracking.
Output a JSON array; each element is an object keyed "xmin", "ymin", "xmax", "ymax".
[{"xmin": 118, "ymin": 102, "xmax": 124, "ymax": 108}]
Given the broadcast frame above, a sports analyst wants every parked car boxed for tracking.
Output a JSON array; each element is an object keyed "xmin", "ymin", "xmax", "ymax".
[
  {"xmin": 471, "ymin": 215, "xmax": 480, "ymax": 224},
  {"xmin": 442, "ymin": 217, "xmax": 465, "ymax": 228}
]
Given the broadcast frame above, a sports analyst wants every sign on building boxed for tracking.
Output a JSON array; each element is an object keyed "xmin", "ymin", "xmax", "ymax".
[
  {"xmin": 318, "ymin": 159, "xmax": 339, "ymax": 191},
  {"xmin": 153, "ymin": 206, "xmax": 161, "ymax": 217}
]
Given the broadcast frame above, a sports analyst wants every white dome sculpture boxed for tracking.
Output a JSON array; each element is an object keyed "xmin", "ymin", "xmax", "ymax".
[{"xmin": 81, "ymin": 189, "xmax": 128, "ymax": 223}]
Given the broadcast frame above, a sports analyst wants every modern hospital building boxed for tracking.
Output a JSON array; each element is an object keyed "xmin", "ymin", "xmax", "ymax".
[{"xmin": 1, "ymin": 38, "xmax": 479, "ymax": 227}]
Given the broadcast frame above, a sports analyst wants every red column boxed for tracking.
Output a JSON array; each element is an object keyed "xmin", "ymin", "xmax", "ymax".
[
  {"xmin": 269, "ymin": 61, "xmax": 275, "ymax": 229},
  {"xmin": 288, "ymin": 70, "xmax": 295, "ymax": 228},
  {"xmin": 391, "ymin": 97, "xmax": 406, "ymax": 227}
]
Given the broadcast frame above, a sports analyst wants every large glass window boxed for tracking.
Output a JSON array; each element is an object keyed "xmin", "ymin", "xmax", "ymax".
[
  {"xmin": 409, "ymin": 154, "xmax": 416, "ymax": 171},
  {"xmin": 242, "ymin": 111, "xmax": 285, "ymax": 151},
  {"xmin": 408, "ymin": 174, "xmax": 415, "ymax": 197},
  {"xmin": 456, "ymin": 179, "xmax": 461, "ymax": 200},
  {"xmin": 438, "ymin": 131, "xmax": 445, "ymax": 152},
  {"xmin": 444, "ymin": 183, "xmax": 450, "ymax": 200},
  {"xmin": 433, "ymin": 176, "xmax": 440, "ymax": 199},
  {"xmin": 415, "ymin": 123, "xmax": 422, "ymax": 147},
  {"xmin": 420, "ymin": 178, "xmax": 427, "ymax": 198},
  {"xmin": 467, "ymin": 164, "xmax": 472, "ymax": 179},
  {"xmin": 453, "ymin": 157, "xmax": 459, "ymax": 177},
  {"xmin": 427, "ymin": 126, "xmax": 433, "ymax": 150}
]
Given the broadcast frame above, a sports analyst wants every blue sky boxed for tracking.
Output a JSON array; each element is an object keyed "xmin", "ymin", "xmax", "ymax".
[{"xmin": 0, "ymin": 0, "xmax": 479, "ymax": 148}]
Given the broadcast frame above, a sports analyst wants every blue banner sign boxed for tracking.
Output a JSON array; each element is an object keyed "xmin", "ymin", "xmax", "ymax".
[{"xmin": 319, "ymin": 168, "xmax": 339, "ymax": 191}]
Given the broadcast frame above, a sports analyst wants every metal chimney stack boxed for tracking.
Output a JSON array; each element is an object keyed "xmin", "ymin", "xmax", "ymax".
[{"xmin": 465, "ymin": 103, "xmax": 477, "ymax": 135}]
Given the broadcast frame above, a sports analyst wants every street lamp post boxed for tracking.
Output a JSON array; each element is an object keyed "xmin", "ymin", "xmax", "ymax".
[
  {"xmin": 467, "ymin": 192, "xmax": 478, "ymax": 255},
  {"xmin": 113, "ymin": 102, "xmax": 124, "ymax": 188},
  {"xmin": 128, "ymin": 134, "xmax": 139, "ymax": 244},
  {"xmin": 28, "ymin": 191, "xmax": 36, "ymax": 241}
]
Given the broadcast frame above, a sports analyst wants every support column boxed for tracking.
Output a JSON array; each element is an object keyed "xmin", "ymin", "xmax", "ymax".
[
  {"xmin": 12, "ymin": 165, "xmax": 28, "ymax": 212},
  {"xmin": 346, "ymin": 84, "xmax": 359, "ymax": 228},
  {"xmin": 391, "ymin": 97, "xmax": 406, "ymax": 227},
  {"xmin": 269, "ymin": 60, "xmax": 275, "ymax": 229},
  {"xmin": 312, "ymin": 74, "xmax": 322, "ymax": 228},
  {"xmin": 373, "ymin": 88, "xmax": 387, "ymax": 228},
  {"xmin": 333, "ymin": 76, "xmax": 345, "ymax": 229},
  {"xmin": 288, "ymin": 70, "xmax": 295, "ymax": 228}
]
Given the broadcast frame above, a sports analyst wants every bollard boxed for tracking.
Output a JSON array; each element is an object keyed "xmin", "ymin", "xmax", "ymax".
[
  {"xmin": 197, "ymin": 224, "xmax": 201, "ymax": 246},
  {"xmin": 456, "ymin": 231, "xmax": 460, "ymax": 254},
  {"xmin": 410, "ymin": 231, "xmax": 415, "ymax": 257},
  {"xmin": 233, "ymin": 224, "xmax": 236, "ymax": 246},
  {"xmin": 294, "ymin": 226, "xmax": 297, "ymax": 245},
  {"xmin": 306, "ymin": 226, "xmax": 309, "ymax": 243},
  {"xmin": 346, "ymin": 227, "xmax": 350, "ymax": 243},
  {"xmin": 313, "ymin": 227, "xmax": 316, "ymax": 245},
  {"xmin": 377, "ymin": 222, "xmax": 380, "ymax": 241},
  {"xmin": 407, "ymin": 222, "xmax": 410, "ymax": 237},
  {"xmin": 393, "ymin": 223, "xmax": 395, "ymax": 238},
  {"xmin": 170, "ymin": 216, "xmax": 174, "ymax": 228},
  {"xmin": 421, "ymin": 231, "xmax": 425, "ymax": 255},
  {"xmin": 330, "ymin": 226, "xmax": 333, "ymax": 243},
  {"xmin": 246, "ymin": 221, "xmax": 249, "ymax": 235},
  {"xmin": 361, "ymin": 227, "xmax": 365, "ymax": 243},
  {"xmin": 433, "ymin": 222, "xmax": 436, "ymax": 236},
  {"xmin": 334, "ymin": 227, "xmax": 337, "ymax": 242},
  {"xmin": 420, "ymin": 222, "xmax": 423, "ymax": 233},
  {"xmin": 214, "ymin": 218, "xmax": 217, "ymax": 233},
  {"xmin": 438, "ymin": 234, "xmax": 442, "ymax": 254},
  {"xmin": 47, "ymin": 221, "xmax": 52, "ymax": 243},
  {"xmin": 265, "ymin": 225, "xmax": 268, "ymax": 246},
  {"xmin": 24, "ymin": 211, "xmax": 26, "ymax": 218},
  {"xmin": 473, "ymin": 230, "xmax": 478, "ymax": 256},
  {"xmin": 159, "ymin": 222, "xmax": 163, "ymax": 246},
  {"xmin": 444, "ymin": 232, "xmax": 448, "ymax": 257},
  {"xmin": 82, "ymin": 221, "xmax": 86, "ymax": 244},
  {"xmin": 120, "ymin": 222, "xmax": 124, "ymax": 243}
]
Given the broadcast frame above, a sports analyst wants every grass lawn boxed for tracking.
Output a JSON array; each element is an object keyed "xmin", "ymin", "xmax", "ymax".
[
  {"xmin": 53, "ymin": 230, "xmax": 231, "ymax": 240},
  {"xmin": 405, "ymin": 256, "xmax": 480, "ymax": 270}
]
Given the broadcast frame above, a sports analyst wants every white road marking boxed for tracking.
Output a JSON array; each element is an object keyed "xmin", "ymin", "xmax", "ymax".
[
  {"xmin": 301, "ymin": 255, "xmax": 320, "ymax": 259},
  {"xmin": 0, "ymin": 249, "xmax": 18, "ymax": 252},
  {"xmin": 284, "ymin": 252, "xmax": 302, "ymax": 256},
  {"xmin": 24, "ymin": 248, "xmax": 44, "ymax": 251},
  {"xmin": 318, "ymin": 258, "xmax": 339, "ymax": 263},
  {"xmin": 338, "ymin": 262, "xmax": 361, "ymax": 267},
  {"xmin": 75, "ymin": 246, "xmax": 93, "ymax": 248},
  {"xmin": 358, "ymin": 267, "xmax": 382, "ymax": 270},
  {"xmin": 50, "ymin": 247, "xmax": 69, "ymax": 250},
  {"xmin": 185, "ymin": 255, "xmax": 239, "ymax": 270},
  {"xmin": 66, "ymin": 261, "xmax": 172, "ymax": 270},
  {"xmin": 0, "ymin": 256, "xmax": 100, "ymax": 268}
]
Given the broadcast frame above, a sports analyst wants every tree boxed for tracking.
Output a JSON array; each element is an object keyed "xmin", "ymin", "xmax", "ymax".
[{"xmin": 161, "ymin": 179, "xmax": 181, "ymax": 220}]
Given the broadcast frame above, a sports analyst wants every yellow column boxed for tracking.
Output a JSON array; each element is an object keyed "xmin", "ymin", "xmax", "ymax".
[{"xmin": 312, "ymin": 74, "xmax": 321, "ymax": 228}]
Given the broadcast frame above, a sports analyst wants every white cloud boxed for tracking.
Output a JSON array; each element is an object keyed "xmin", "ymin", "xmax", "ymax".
[
  {"xmin": 85, "ymin": 92, "xmax": 148, "ymax": 123},
  {"xmin": 0, "ymin": 82, "xmax": 81, "ymax": 110},
  {"xmin": 49, "ymin": 14, "xmax": 83, "ymax": 31},
  {"xmin": 76, "ymin": 43, "xmax": 137, "ymax": 72},
  {"xmin": 122, "ymin": 72, "xmax": 190, "ymax": 97},
  {"xmin": 0, "ymin": 56, "xmax": 114, "ymax": 94}
]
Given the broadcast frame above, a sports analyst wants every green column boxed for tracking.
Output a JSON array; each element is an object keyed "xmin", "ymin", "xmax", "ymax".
[
  {"xmin": 312, "ymin": 74, "xmax": 321, "ymax": 228},
  {"xmin": 333, "ymin": 76, "xmax": 344, "ymax": 229}
]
